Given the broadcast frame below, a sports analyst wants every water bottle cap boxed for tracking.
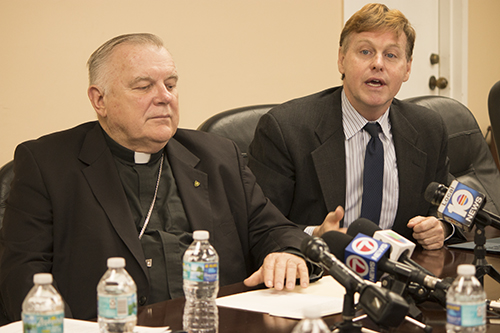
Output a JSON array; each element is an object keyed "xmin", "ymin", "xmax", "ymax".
[
  {"xmin": 193, "ymin": 230, "xmax": 210, "ymax": 240},
  {"xmin": 107, "ymin": 257, "xmax": 126, "ymax": 268},
  {"xmin": 457, "ymin": 264, "xmax": 475, "ymax": 276},
  {"xmin": 33, "ymin": 273, "xmax": 53, "ymax": 285}
]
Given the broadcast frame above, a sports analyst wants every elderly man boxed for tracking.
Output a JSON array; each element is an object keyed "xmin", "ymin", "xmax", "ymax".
[
  {"xmin": 248, "ymin": 3, "xmax": 462, "ymax": 250},
  {"xmin": 0, "ymin": 33, "xmax": 314, "ymax": 322}
]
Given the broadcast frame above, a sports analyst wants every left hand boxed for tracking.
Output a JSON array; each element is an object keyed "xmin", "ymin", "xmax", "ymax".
[
  {"xmin": 243, "ymin": 252, "xmax": 310, "ymax": 290},
  {"xmin": 407, "ymin": 216, "xmax": 445, "ymax": 250}
]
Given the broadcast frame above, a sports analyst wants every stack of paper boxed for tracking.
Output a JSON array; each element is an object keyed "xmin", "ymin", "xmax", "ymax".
[{"xmin": 216, "ymin": 275, "xmax": 345, "ymax": 319}]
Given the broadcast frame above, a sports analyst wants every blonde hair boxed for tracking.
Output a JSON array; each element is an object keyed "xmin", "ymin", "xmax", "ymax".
[
  {"xmin": 87, "ymin": 33, "xmax": 165, "ymax": 88},
  {"xmin": 340, "ymin": 3, "xmax": 415, "ymax": 61}
]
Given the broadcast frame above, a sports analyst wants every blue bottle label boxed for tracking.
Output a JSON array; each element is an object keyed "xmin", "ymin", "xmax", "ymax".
[
  {"xmin": 447, "ymin": 301, "xmax": 486, "ymax": 327},
  {"xmin": 98, "ymin": 293, "xmax": 137, "ymax": 319},
  {"xmin": 183, "ymin": 261, "xmax": 218, "ymax": 282},
  {"xmin": 22, "ymin": 312, "xmax": 64, "ymax": 333}
]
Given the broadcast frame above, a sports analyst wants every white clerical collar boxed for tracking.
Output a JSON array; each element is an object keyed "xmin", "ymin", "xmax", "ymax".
[{"xmin": 134, "ymin": 152, "xmax": 151, "ymax": 164}]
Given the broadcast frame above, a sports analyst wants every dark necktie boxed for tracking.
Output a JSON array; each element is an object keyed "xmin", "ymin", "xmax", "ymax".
[{"xmin": 360, "ymin": 122, "xmax": 384, "ymax": 225}]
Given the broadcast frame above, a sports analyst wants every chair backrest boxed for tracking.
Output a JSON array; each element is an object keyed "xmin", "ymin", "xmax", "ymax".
[
  {"xmin": 0, "ymin": 161, "xmax": 14, "ymax": 229},
  {"xmin": 197, "ymin": 104, "xmax": 277, "ymax": 161},
  {"xmin": 488, "ymin": 80, "xmax": 500, "ymax": 160},
  {"xmin": 404, "ymin": 95, "xmax": 500, "ymax": 215},
  {"xmin": 0, "ymin": 160, "xmax": 13, "ymax": 324}
]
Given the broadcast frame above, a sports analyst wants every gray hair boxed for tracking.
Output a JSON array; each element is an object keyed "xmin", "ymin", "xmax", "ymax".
[{"xmin": 87, "ymin": 33, "xmax": 165, "ymax": 88}]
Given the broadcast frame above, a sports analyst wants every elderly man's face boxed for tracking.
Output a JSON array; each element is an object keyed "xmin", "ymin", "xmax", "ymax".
[{"xmin": 97, "ymin": 43, "xmax": 179, "ymax": 153}]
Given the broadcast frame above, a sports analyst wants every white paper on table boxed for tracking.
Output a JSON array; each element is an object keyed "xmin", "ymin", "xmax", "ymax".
[
  {"xmin": 0, "ymin": 318, "xmax": 171, "ymax": 332},
  {"xmin": 216, "ymin": 275, "xmax": 346, "ymax": 319}
]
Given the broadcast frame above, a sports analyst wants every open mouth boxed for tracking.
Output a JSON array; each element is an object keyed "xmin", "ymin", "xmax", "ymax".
[{"xmin": 366, "ymin": 79, "xmax": 384, "ymax": 87}]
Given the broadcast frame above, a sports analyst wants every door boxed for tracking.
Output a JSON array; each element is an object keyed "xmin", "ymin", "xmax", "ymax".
[{"xmin": 343, "ymin": 0, "xmax": 467, "ymax": 104}]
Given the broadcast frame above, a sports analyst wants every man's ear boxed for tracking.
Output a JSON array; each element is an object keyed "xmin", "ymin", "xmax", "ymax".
[
  {"xmin": 88, "ymin": 85, "xmax": 107, "ymax": 118},
  {"xmin": 338, "ymin": 47, "xmax": 346, "ymax": 76}
]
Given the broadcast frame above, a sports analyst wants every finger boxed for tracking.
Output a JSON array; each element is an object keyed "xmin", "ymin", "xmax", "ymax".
[
  {"xmin": 297, "ymin": 259, "xmax": 310, "ymax": 288},
  {"xmin": 272, "ymin": 255, "xmax": 287, "ymax": 290},
  {"xmin": 243, "ymin": 267, "xmax": 263, "ymax": 287},
  {"xmin": 421, "ymin": 239, "xmax": 444, "ymax": 250},
  {"xmin": 414, "ymin": 229, "xmax": 444, "ymax": 250},
  {"xmin": 335, "ymin": 205, "xmax": 345, "ymax": 221},
  {"xmin": 285, "ymin": 259, "xmax": 297, "ymax": 290},
  {"xmin": 262, "ymin": 254, "xmax": 279, "ymax": 289},
  {"xmin": 407, "ymin": 216, "xmax": 425, "ymax": 228}
]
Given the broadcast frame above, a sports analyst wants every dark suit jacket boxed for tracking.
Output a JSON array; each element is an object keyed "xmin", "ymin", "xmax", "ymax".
[
  {"xmin": 0, "ymin": 122, "xmax": 307, "ymax": 321},
  {"xmin": 248, "ymin": 86, "xmax": 450, "ymax": 242}
]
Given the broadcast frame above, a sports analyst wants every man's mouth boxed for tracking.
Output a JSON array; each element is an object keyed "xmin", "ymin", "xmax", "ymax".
[{"xmin": 366, "ymin": 79, "xmax": 384, "ymax": 87}]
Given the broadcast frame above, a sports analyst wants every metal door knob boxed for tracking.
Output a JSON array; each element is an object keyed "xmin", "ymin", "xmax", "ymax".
[{"xmin": 429, "ymin": 76, "xmax": 448, "ymax": 90}]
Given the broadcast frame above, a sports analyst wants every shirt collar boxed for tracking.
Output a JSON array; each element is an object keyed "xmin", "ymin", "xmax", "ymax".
[
  {"xmin": 101, "ymin": 126, "xmax": 164, "ymax": 165},
  {"xmin": 341, "ymin": 88, "xmax": 391, "ymax": 140}
]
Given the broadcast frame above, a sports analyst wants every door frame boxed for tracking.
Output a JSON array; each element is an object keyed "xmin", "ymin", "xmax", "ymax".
[{"xmin": 439, "ymin": 0, "xmax": 468, "ymax": 105}]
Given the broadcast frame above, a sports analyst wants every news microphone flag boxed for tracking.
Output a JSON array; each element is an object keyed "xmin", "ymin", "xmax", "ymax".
[
  {"xmin": 344, "ymin": 233, "xmax": 390, "ymax": 282},
  {"xmin": 373, "ymin": 229, "xmax": 415, "ymax": 262},
  {"xmin": 437, "ymin": 180, "xmax": 485, "ymax": 229}
]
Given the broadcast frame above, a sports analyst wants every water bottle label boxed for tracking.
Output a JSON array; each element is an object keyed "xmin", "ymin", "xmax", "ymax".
[
  {"xmin": 183, "ymin": 261, "xmax": 218, "ymax": 282},
  {"xmin": 98, "ymin": 293, "xmax": 137, "ymax": 319},
  {"xmin": 447, "ymin": 301, "xmax": 486, "ymax": 327},
  {"xmin": 22, "ymin": 312, "xmax": 64, "ymax": 333}
]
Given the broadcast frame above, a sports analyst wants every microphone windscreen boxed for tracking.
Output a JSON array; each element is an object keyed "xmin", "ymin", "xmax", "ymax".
[
  {"xmin": 321, "ymin": 231, "xmax": 353, "ymax": 260},
  {"xmin": 346, "ymin": 218, "xmax": 380, "ymax": 238},
  {"xmin": 300, "ymin": 236, "xmax": 313, "ymax": 254},
  {"xmin": 424, "ymin": 182, "xmax": 440, "ymax": 204}
]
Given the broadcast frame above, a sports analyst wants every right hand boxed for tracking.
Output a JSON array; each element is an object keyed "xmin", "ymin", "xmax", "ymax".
[{"xmin": 312, "ymin": 206, "xmax": 346, "ymax": 237}]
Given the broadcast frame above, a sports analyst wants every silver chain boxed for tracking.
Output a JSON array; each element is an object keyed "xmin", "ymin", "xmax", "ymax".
[{"xmin": 138, "ymin": 153, "xmax": 164, "ymax": 239}]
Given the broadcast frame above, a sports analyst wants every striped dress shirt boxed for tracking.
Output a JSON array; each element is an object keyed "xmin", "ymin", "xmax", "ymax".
[{"xmin": 342, "ymin": 90, "xmax": 399, "ymax": 230}]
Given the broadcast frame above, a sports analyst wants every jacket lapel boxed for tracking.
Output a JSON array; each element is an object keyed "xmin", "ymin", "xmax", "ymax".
[
  {"xmin": 311, "ymin": 88, "xmax": 347, "ymax": 214},
  {"xmin": 390, "ymin": 103, "xmax": 428, "ymax": 225},
  {"xmin": 78, "ymin": 124, "xmax": 148, "ymax": 276},
  {"xmin": 166, "ymin": 138, "xmax": 213, "ymax": 234}
]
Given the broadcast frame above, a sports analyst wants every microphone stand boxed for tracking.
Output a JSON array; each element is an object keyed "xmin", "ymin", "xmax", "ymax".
[
  {"xmin": 332, "ymin": 286, "xmax": 363, "ymax": 333},
  {"xmin": 472, "ymin": 211, "xmax": 500, "ymax": 285}
]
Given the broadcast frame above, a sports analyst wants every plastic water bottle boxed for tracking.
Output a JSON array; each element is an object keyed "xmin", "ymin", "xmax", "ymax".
[
  {"xmin": 446, "ymin": 264, "xmax": 486, "ymax": 333},
  {"xmin": 97, "ymin": 257, "xmax": 137, "ymax": 333},
  {"xmin": 22, "ymin": 273, "xmax": 64, "ymax": 333},
  {"xmin": 291, "ymin": 307, "xmax": 331, "ymax": 333},
  {"xmin": 183, "ymin": 230, "xmax": 219, "ymax": 333}
]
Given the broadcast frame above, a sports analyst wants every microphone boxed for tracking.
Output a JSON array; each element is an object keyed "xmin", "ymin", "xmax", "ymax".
[
  {"xmin": 300, "ymin": 236, "xmax": 409, "ymax": 327},
  {"xmin": 346, "ymin": 218, "xmax": 435, "ymax": 278},
  {"xmin": 323, "ymin": 230, "xmax": 445, "ymax": 291},
  {"xmin": 300, "ymin": 234, "xmax": 365, "ymax": 291},
  {"xmin": 424, "ymin": 180, "xmax": 500, "ymax": 230}
]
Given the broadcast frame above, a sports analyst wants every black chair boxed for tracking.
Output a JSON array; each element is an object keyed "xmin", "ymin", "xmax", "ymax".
[
  {"xmin": 198, "ymin": 98, "xmax": 500, "ymax": 216},
  {"xmin": 488, "ymin": 80, "xmax": 500, "ymax": 161},
  {"xmin": 197, "ymin": 104, "xmax": 277, "ymax": 162},
  {"xmin": 0, "ymin": 161, "xmax": 13, "ymax": 230},
  {"xmin": 0, "ymin": 160, "xmax": 13, "ymax": 324},
  {"xmin": 404, "ymin": 95, "xmax": 500, "ymax": 216}
]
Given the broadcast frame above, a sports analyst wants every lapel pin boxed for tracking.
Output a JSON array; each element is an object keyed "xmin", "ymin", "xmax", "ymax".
[{"xmin": 194, "ymin": 180, "xmax": 201, "ymax": 188}]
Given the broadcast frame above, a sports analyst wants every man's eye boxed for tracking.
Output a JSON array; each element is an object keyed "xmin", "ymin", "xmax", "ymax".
[
  {"xmin": 361, "ymin": 50, "xmax": 370, "ymax": 55},
  {"xmin": 387, "ymin": 53, "xmax": 396, "ymax": 59},
  {"xmin": 137, "ymin": 85, "xmax": 150, "ymax": 90}
]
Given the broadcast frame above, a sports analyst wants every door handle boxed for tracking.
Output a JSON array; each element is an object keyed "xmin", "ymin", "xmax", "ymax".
[{"xmin": 429, "ymin": 76, "xmax": 448, "ymax": 90}]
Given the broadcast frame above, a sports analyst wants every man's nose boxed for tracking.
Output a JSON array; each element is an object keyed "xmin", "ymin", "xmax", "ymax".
[
  {"xmin": 371, "ymin": 54, "xmax": 384, "ymax": 71},
  {"xmin": 154, "ymin": 84, "xmax": 173, "ymax": 104}
]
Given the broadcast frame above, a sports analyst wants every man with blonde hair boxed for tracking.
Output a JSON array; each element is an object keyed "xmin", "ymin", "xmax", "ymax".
[
  {"xmin": 0, "ymin": 33, "xmax": 316, "ymax": 322},
  {"xmin": 248, "ymin": 3, "xmax": 461, "ymax": 249}
]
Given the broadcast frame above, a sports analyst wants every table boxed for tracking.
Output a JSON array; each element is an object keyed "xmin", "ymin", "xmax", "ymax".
[{"xmin": 137, "ymin": 225, "xmax": 500, "ymax": 332}]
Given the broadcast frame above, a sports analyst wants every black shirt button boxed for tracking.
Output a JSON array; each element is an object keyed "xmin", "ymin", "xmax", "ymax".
[{"xmin": 139, "ymin": 296, "xmax": 147, "ymax": 305}]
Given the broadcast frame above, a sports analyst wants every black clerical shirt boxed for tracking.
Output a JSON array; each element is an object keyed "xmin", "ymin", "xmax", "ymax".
[{"xmin": 103, "ymin": 130, "xmax": 191, "ymax": 304}]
